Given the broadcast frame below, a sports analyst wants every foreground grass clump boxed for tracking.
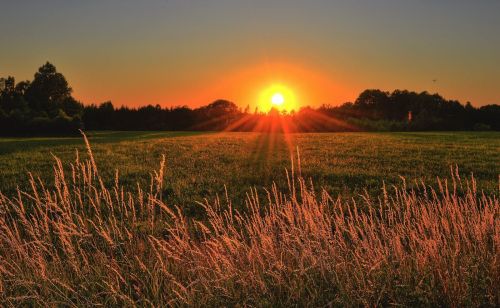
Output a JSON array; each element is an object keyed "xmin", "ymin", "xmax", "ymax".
[{"xmin": 0, "ymin": 135, "xmax": 498, "ymax": 306}]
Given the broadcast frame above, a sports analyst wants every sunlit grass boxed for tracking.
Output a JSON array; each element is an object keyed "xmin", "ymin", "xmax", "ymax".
[
  {"xmin": 0, "ymin": 131, "xmax": 498, "ymax": 215},
  {"xmin": 0, "ymin": 133, "xmax": 498, "ymax": 306}
]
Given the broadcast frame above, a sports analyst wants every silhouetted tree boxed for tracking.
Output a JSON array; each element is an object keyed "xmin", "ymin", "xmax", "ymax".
[
  {"xmin": 0, "ymin": 62, "xmax": 83, "ymax": 135},
  {"xmin": 1, "ymin": 62, "xmax": 499, "ymax": 135},
  {"xmin": 25, "ymin": 62, "xmax": 72, "ymax": 114}
]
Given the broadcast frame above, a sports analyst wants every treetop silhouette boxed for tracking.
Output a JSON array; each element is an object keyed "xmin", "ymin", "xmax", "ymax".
[{"xmin": 1, "ymin": 63, "xmax": 499, "ymax": 135}]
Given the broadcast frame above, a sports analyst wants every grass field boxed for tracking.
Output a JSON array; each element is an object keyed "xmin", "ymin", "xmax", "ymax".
[
  {"xmin": 0, "ymin": 131, "xmax": 499, "ymax": 306},
  {"xmin": 0, "ymin": 131, "xmax": 499, "ymax": 214}
]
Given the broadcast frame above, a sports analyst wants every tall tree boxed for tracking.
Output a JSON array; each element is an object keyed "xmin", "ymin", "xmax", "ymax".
[{"xmin": 25, "ymin": 62, "xmax": 73, "ymax": 115}]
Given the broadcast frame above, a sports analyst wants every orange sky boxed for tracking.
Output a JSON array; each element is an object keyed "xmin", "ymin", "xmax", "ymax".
[
  {"xmin": 165, "ymin": 61, "xmax": 355, "ymax": 110},
  {"xmin": 65, "ymin": 58, "xmax": 360, "ymax": 110},
  {"xmin": 67, "ymin": 56, "xmax": 495, "ymax": 111},
  {"xmin": 2, "ymin": 1, "xmax": 500, "ymax": 109}
]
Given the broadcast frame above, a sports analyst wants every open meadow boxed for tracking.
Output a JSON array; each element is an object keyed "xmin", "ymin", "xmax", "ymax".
[
  {"xmin": 1, "ymin": 131, "xmax": 499, "ymax": 214},
  {"xmin": 0, "ymin": 131, "xmax": 499, "ymax": 306}
]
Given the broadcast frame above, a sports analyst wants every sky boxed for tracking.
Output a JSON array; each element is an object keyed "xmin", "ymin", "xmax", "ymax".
[{"xmin": 1, "ymin": 0, "xmax": 499, "ymax": 109}]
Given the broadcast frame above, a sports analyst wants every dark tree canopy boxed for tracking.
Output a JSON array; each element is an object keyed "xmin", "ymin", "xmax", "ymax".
[
  {"xmin": 1, "ymin": 62, "xmax": 499, "ymax": 136},
  {"xmin": 25, "ymin": 62, "xmax": 73, "ymax": 114},
  {"xmin": 0, "ymin": 62, "xmax": 83, "ymax": 135}
]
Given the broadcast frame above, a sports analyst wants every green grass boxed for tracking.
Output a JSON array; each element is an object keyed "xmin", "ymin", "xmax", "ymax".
[
  {"xmin": 1, "ymin": 131, "xmax": 499, "ymax": 215},
  {"xmin": 0, "ymin": 131, "xmax": 498, "ymax": 306}
]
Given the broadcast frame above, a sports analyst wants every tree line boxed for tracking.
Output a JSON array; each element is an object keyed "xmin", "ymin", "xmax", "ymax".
[{"xmin": 1, "ymin": 62, "xmax": 499, "ymax": 135}]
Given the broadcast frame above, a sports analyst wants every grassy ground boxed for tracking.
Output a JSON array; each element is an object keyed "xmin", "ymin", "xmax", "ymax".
[
  {"xmin": 0, "ymin": 131, "xmax": 498, "ymax": 306},
  {"xmin": 0, "ymin": 131, "xmax": 499, "ymax": 215}
]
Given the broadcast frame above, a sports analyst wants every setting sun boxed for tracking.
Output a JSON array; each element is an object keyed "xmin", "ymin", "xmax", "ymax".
[
  {"xmin": 259, "ymin": 84, "xmax": 298, "ymax": 113},
  {"xmin": 271, "ymin": 93, "xmax": 285, "ymax": 106}
]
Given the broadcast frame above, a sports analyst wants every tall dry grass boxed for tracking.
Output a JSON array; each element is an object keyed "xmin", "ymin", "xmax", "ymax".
[{"xmin": 0, "ymin": 133, "xmax": 498, "ymax": 307}]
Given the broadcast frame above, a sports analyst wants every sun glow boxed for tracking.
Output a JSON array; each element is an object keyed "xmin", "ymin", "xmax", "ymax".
[
  {"xmin": 271, "ymin": 93, "xmax": 285, "ymax": 106},
  {"xmin": 259, "ymin": 84, "xmax": 298, "ymax": 113}
]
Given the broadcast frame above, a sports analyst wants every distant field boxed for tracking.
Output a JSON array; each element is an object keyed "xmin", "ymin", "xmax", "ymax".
[{"xmin": 0, "ymin": 131, "xmax": 499, "ymax": 214}]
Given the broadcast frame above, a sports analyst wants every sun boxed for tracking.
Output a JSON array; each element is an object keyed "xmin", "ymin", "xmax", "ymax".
[
  {"xmin": 258, "ymin": 84, "xmax": 298, "ymax": 112},
  {"xmin": 271, "ymin": 93, "xmax": 285, "ymax": 106}
]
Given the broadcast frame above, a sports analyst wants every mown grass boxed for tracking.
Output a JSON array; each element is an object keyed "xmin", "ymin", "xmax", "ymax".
[
  {"xmin": 0, "ymin": 132, "xmax": 498, "ymax": 306},
  {"xmin": 0, "ymin": 131, "xmax": 498, "ymax": 216}
]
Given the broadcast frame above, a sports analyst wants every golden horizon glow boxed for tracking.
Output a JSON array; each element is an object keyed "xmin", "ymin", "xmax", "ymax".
[
  {"xmin": 70, "ymin": 61, "xmax": 355, "ymax": 110},
  {"xmin": 258, "ymin": 84, "xmax": 298, "ymax": 113}
]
